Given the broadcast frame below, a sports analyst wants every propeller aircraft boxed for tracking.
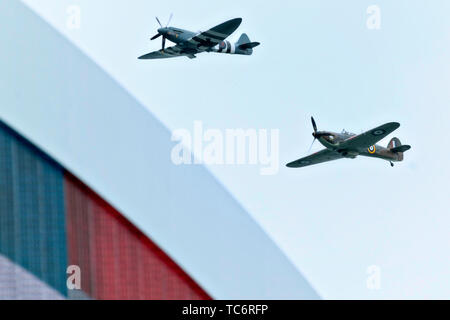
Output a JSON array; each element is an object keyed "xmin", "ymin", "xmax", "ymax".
[
  {"xmin": 286, "ymin": 117, "xmax": 411, "ymax": 168},
  {"xmin": 138, "ymin": 15, "xmax": 260, "ymax": 60}
]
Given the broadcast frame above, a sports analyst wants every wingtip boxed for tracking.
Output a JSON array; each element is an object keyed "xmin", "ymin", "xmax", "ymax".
[
  {"xmin": 232, "ymin": 17, "xmax": 243, "ymax": 25},
  {"xmin": 382, "ymin": 122, "xmax": 401, "ymax": 130}
]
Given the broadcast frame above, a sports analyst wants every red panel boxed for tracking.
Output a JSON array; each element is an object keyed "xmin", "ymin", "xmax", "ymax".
[{"xmin": 64, "ymin": 172, "xmax": 211, "ymax": 300}]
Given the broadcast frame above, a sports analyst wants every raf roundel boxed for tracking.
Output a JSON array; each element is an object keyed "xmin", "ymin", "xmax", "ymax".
[
  {"xmin": 368, "ymin": 145, "xmax": 376, "ymax": 154},
  {"xmin": 372, "ymin": 129, "xmax": 386, "ymax": 136}
]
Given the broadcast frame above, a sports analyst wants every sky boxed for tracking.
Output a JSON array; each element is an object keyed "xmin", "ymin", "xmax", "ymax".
[{"xmin": 21, "ymin": 0, "xmax": 450, "ymax": 299}]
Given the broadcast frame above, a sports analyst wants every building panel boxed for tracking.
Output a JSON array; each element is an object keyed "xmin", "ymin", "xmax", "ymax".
[
  {"xmin": 0, "ymin": 120, "xmax": 210, "ymax": 299},
  {"xmin": 0, "ymin": 254, "xmax": 64, "ymax": 300},
  {"xmin": 64, "ymin": 173, "xmax": 210, "ymax": 300},
  {"xmin": 0, "ymin": 121, "xmax": 68, "ymax": 296}
]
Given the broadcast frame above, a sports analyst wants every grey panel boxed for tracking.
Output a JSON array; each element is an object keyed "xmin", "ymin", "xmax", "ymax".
[{"xmin": 0, "ymin": 254, "xmax": 64, "ymax": 300}]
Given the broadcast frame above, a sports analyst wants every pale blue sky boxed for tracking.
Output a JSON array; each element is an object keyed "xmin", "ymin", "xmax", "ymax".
[{"xmin": 23, "ymin": 0, "xmax": 450, "ymax": 299}]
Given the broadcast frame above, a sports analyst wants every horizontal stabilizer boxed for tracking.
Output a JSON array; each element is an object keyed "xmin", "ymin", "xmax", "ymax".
[
  {"xmin": 238, "ymin": 42, "xmax": 260, "ymax": 50},
  {"xmin": 391, "ymin": 145, "xmax": 411, "ymax": 153}
]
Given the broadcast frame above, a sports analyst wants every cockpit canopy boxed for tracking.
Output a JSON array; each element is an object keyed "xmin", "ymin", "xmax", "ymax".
[{"xmin": 321, "ymin": 133, "xmax": 337, "ymax": 144}]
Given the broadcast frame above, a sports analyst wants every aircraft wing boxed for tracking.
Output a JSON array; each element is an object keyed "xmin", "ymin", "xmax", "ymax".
[
  {"xmin": 187, "ymin": 18, "xmax": 242, "ymax": 49},
  {"xmin": 339, "ymin": 122, "xmax": 400, "ymax": 151},
  {"xmin": 286, "ymin": 149, "xmax": 343, "ymax": 168},
  {"xmin": 138, "ymin": 45, "xmax": 197, "ymax": 60}
]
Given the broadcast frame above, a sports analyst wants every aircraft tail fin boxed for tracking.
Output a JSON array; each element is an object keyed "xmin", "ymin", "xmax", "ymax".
[
  {"xmin": 237, "ymin": 33, "xmax": 251, "ymax": 45},
  {"xmin": 387, "ymin": 137, "xmax": 401, "ymax": 150},
  {"xmin": 388, "ymin": 137, "xmax": 411, "ymax": 161},
  {"xmin": 236, "ymin": 33, "xmax": 260, "ymax": 51}
]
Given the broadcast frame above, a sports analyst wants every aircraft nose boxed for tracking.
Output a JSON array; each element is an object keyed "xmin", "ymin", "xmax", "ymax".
[{"xmin": 158, "ymin": 28, "xmax": 166, "ymax": 34}]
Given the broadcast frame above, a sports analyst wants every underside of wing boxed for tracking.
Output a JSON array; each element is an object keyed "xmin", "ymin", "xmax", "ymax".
[
  {"xmin": 188, "ymin": 18, "xmax": 242, "ymax": 49},
  {"xmin": 138, "ymin": 51, "xmax": 176, "ymax": 60},
  {"xmin": 286, "ymin": 149, "xmax": 343, "ymax": 168},
  {"xmin": 339, "ymin": 122, "xmax": 400, "ymax": 151},
  {"xmin": 138, "ymin": 45, "xmax": 191, "ymax": 59}
]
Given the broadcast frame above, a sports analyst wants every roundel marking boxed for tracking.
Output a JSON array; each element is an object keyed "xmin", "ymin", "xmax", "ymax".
[
  {"xmin": 368, "ymin": 145, "xmax": 376, "ymax": 154},
  {"xmin": 372, "ymin": 129, "xmax": 386, "ymax": 136}
]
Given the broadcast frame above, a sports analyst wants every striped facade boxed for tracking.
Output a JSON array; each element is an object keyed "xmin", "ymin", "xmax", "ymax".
[{"xmin": 0, "ymin": 121, "xmax": 210, "ymax": 300}]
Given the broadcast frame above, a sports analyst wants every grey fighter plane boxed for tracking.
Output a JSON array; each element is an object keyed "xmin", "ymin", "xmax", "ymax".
[
  {"xmin": 286, "ymin": 117, "xmax": 411, "ymax": 168},
  {"xmin": 138, "ymin": 16, "xmax": 260, "ymax": 60}
]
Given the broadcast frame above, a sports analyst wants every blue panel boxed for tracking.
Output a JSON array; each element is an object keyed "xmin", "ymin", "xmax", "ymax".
[{"xmin": 0, "ymin": 121, "xmax": 68, "ymax": 296}]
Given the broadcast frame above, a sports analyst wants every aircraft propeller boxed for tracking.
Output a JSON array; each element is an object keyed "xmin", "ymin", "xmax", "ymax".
[
  {"xmin": 311, "ymin": 116, "xmax": 318, "ymax": 135},
  {"xmin": 308, "ymin": 116, "xmax": 319, "ymax": 152},
  {"xmin": 150, "ymin": 14, "xmax": 173, "ymax": 51}
]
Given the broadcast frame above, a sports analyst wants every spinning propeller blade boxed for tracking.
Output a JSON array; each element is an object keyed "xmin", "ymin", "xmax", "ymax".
[
  {"xmin": 311, "ymin": 116, "xmax": 318, "ymax": 134},
  {"xmin": 150, "ymin": 33, "xmax": 161, "ymax": 40},
  {"xmin": 307, "ymin": 138, "xmax": 316, "ymax": 152},
  {"xmin": 166, "ymin": 13, "xmax": 173, "ymax": 27},
  {"xmin": 308, "ymin": 116, "xmax": 319, "ymax": 152},
  {"xmin": 156, "ymin": 16, "xmax": 162, "ymax": 27}
]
